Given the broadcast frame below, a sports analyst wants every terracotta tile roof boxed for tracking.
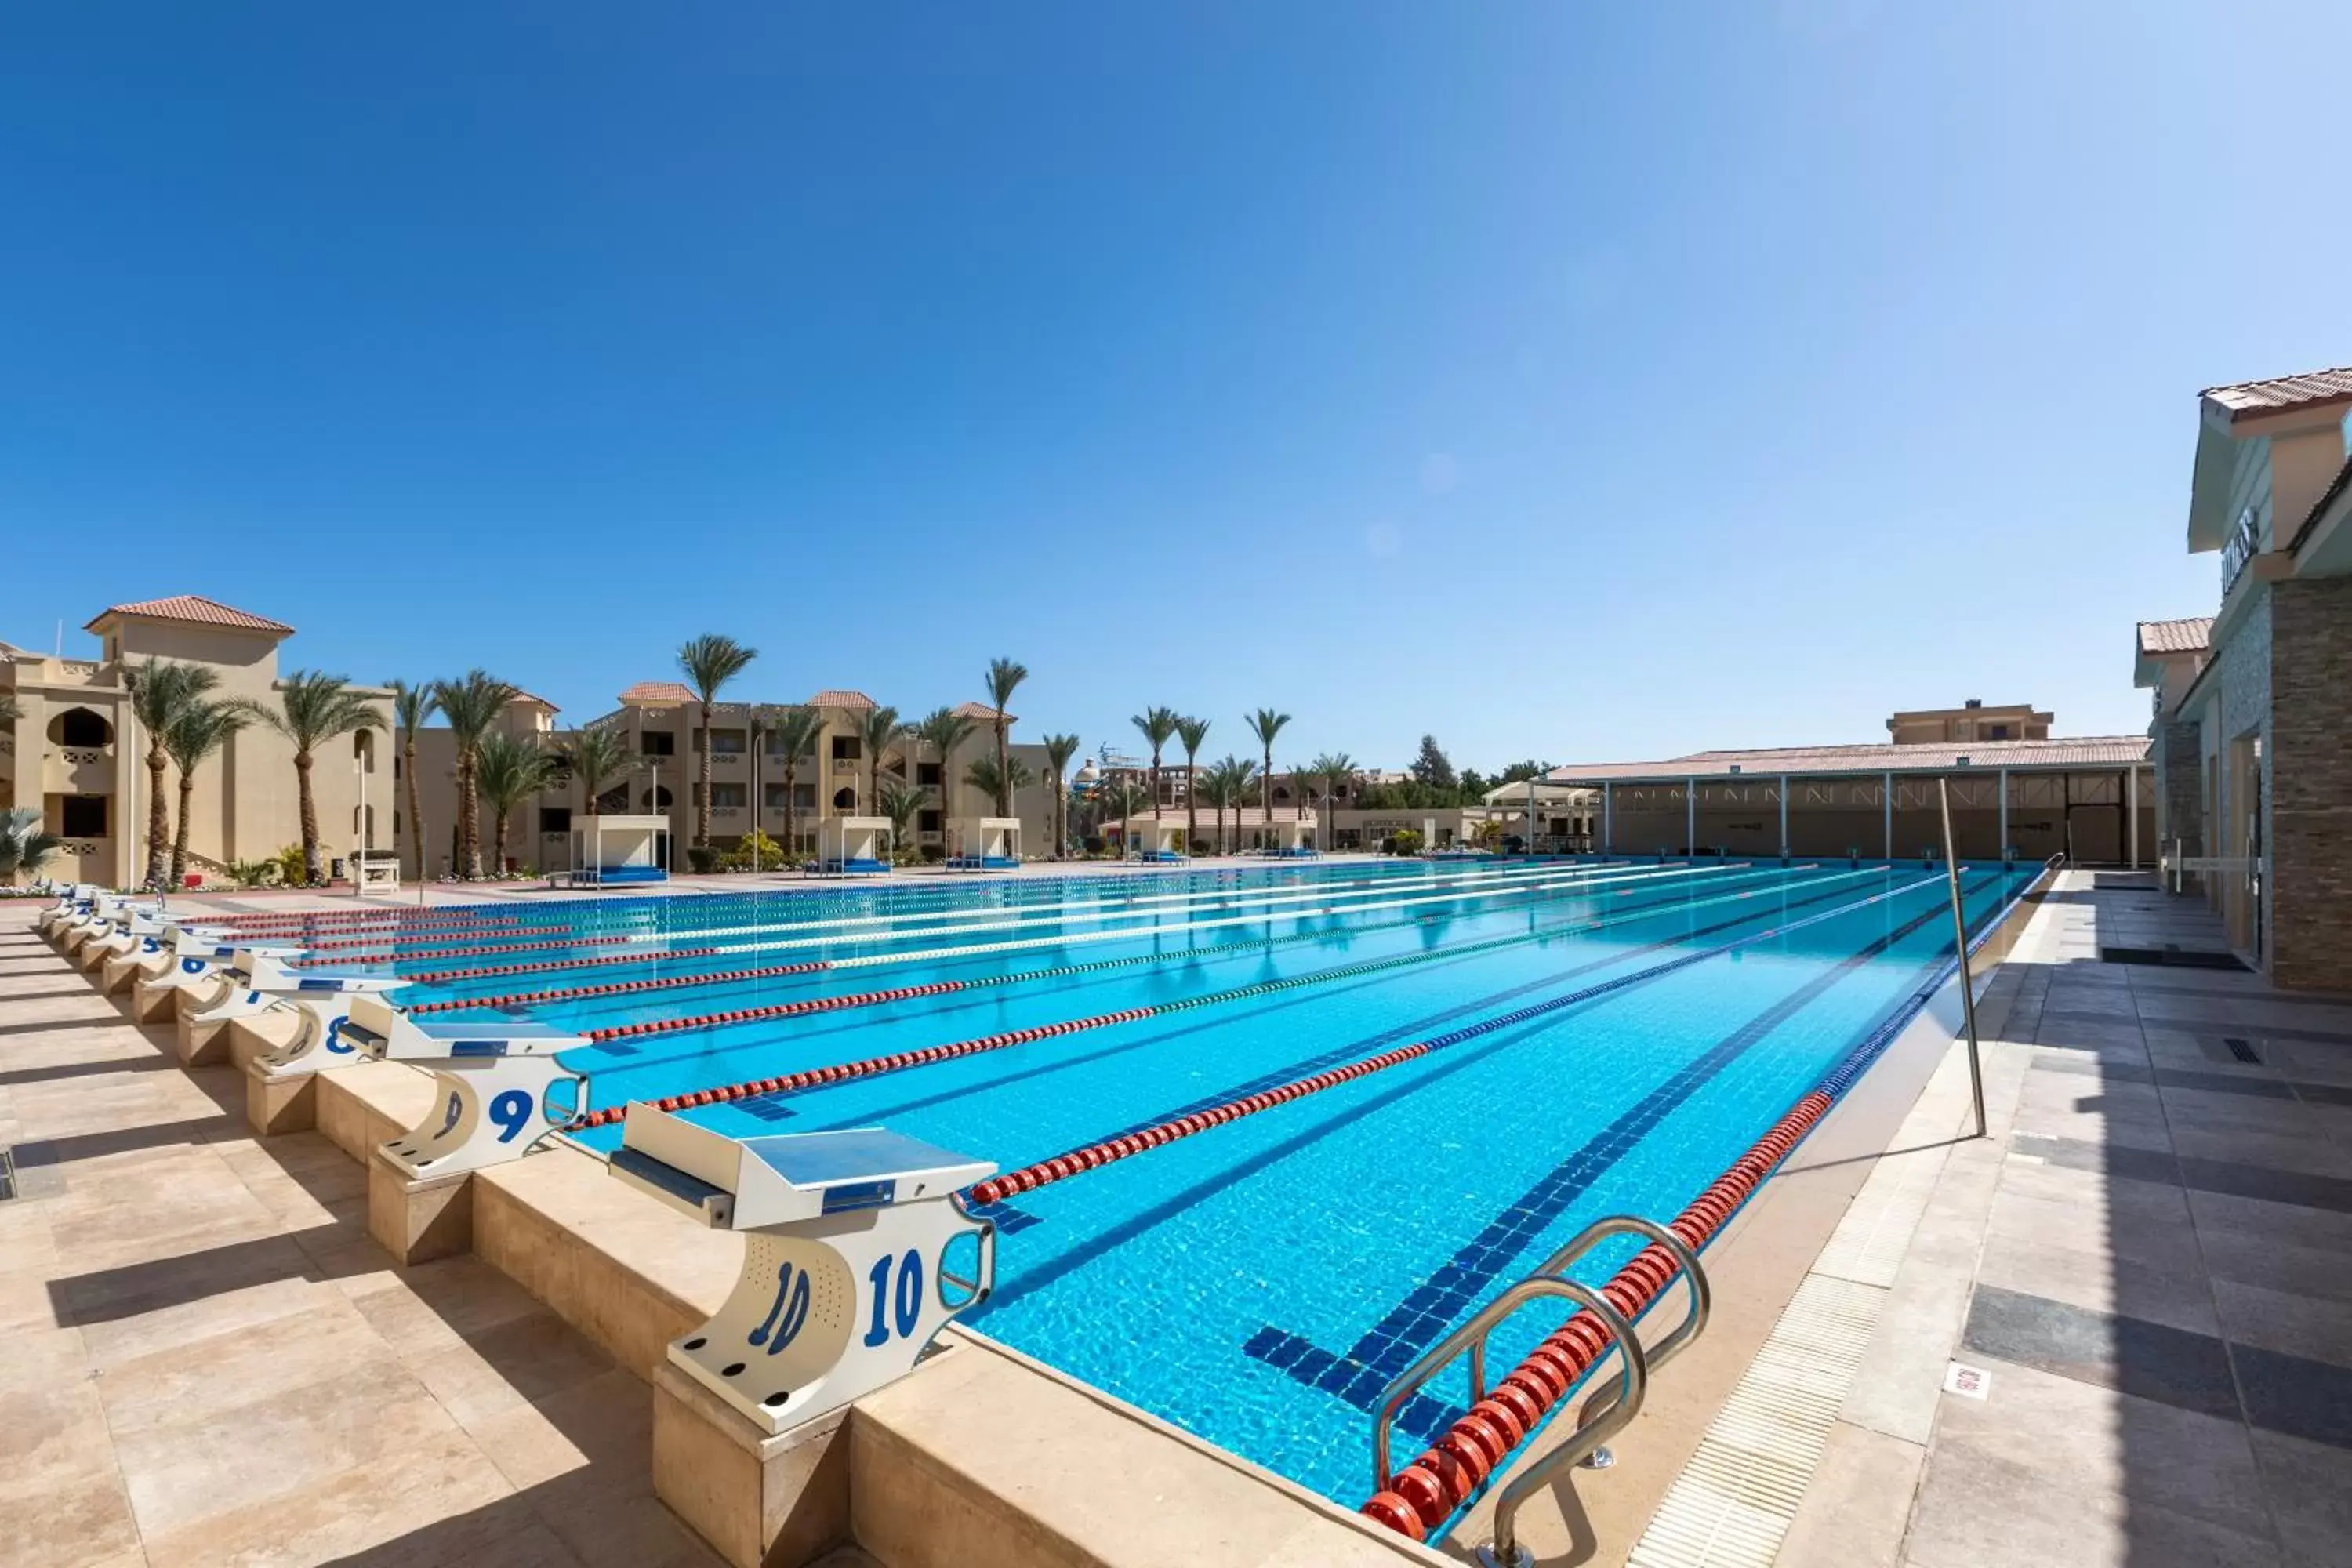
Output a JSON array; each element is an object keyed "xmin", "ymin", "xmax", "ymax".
[
  {"xmin": 618, "ymin": 681, "xmax": 696, "ymax": 706},
  {"xmin": 809, "ymin": 689, "xmax": 877, "ymax": 711},
  {"xmin": 1544, "ymin": 735, "xmax": 2151, "ymax": 785},
  {"xmin": 84, "ymin": 594, "xmax": 293, "ymax": 635},
  {"xmin": 953, "ymin": 702, "xmax": 1015, "ymax": 722},
  {"xmin": 2136, "ymin": 617, "xmax": 2214, "ymax": 655},
  {"xmin": 507, "ymin": 690, "xmax": 561, "ymax": 712},
  {"xmin": 2202, "ymin": 367, "xmax": 2352, "ymax": 421}
]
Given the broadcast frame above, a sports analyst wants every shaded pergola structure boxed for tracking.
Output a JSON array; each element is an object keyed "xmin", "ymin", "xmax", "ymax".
[{"xmin": 1535, "ymin": 735, "xmax": 2156, "ymax": 865}]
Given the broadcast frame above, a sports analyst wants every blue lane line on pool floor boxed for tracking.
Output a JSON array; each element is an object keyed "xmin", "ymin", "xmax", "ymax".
[{"xmin": 1241, "ymin": 877, "xmax": 1995, "ymax": 1431}]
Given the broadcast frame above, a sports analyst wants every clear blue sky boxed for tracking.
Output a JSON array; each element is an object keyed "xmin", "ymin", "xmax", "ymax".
[{"xmin": 5, "ymin": 2, "xmax": 2345, "ymax": 772}]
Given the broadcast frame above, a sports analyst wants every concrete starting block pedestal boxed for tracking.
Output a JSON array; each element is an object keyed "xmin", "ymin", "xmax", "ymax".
[
  {"xmin": 343, "ymin": 995, "xmax": 590, "ymax": 1265},
  {"xmin": 174, "ymin": 945, "xmax": 310, "ymax": 1064},
  {"xmin": 608, "ymin": 1111, "xmax": 996, "ymax": 1568},
  {"xmin": 235, "ymin": 964, "xmax": 410, "ymax": 1135},
  {"xmin": 129, "ymin": 929, "xmax": 247, "ymax": 1023}
]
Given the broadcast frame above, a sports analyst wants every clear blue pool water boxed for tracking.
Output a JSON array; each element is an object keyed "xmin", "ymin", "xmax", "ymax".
[{"xmin": 332, "ymin": 856, "xmax": 2034, "ymax": 1505}]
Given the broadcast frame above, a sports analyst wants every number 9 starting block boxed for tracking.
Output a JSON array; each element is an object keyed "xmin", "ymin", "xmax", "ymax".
[
  {"xmin": 608, "ymin": 1108, "xmax": 996, "ymax": 1434},
  {"xmin": 339, "ymin": 993, "xmax": 590, "ymax": 1180}
]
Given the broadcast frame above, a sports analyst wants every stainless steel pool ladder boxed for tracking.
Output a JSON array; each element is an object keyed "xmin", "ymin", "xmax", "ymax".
[{"xmin": 1370, "ymin": 1214, "xmax": 1711, "ymax": 1568}]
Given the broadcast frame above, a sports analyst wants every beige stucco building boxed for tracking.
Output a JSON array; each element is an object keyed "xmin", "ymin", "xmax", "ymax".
[
  {"xmin": 1886, "ymin": 700, "xmax": 2052, "ymax": 746},
  {"xmin": 1, "ymin": 596, "xmax": 392, "ymax": 887},
  {"xmin": 401, "ymin": 684, "xmax": 1060, "ymax": 876}
]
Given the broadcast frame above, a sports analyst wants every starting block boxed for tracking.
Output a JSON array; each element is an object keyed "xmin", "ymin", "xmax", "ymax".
[
  {"xmin": 341, "ymin": 994, "xmax": 589, "ymax": 1179},
  {"xmin": 79, "ymin": 906, "xmax": 176, "ymax": 975},
  {"xmin": 609, "ymin": 1109, "xmax": 996, "ymax": 1436},
  {"xmin": 36, "ymin": 884, "xmax": 98, "ymax": 938},
  {"xmin": 57, "ymin": 894, "xmax": 150, "ymax": 955},
  {"xmin": 201, "ymin": 956, "xmax": 408, "ymax": 1134},
  {"xmin": 341, "ymin": 993, "xmax": 590, "ymax": 1264}
]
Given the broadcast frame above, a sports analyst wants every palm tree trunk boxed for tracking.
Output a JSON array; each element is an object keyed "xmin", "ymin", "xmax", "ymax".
[
  {"xmin": 1261, "ymin": 746, "xmax": 1273, "ymax": 848},
  {"xmin": 782, "ymin": 758, "xmax": 797, "ymax": 870},
  {"xmin": 993, "ymin": 720, "xmax": 1009, "ymax": 817},
  {"xmin": 295, "ymin": 751, "xmax": 321, "ymax": 885},
  {"xmin": 1185, "ymin": 764, "xmax": 1196, "ymax": 858},
  {"xmin": 493, "ymin": 809, "xmax": 508, "ymax": 876},
  {"xmin": 172, "ymin": 768, "xmax": 195, "ymax": 884},
  {"xmin": 695, "ymin": 704, "xmax": 714, "ymax": 846},
  {"xmin": 459, "ymin": 752, "xmax": 481, "ymax": 878},
  {"xmin": 404, "ymin": 738, "xmax": 426, "ymax": 878},
  {"xmin": 144, "ymin": 744, "xmax": 171, "ymax": 889}
]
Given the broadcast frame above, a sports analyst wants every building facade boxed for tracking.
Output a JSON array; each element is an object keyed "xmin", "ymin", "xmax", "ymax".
[
  {"xmin": 1, "ymin": 596, "xmax": 392, "ymax": 887},
  {"xmin": 2142, "ymin": 365, "xmax": 2352, "ymax": 989},
  {"xmin": 401, "ymin": 685, "xmax": 1061, "ymax": 875},
  {"xmin": 1886, "ymin": 700, "xmax": 2052, "ymax": 746}
]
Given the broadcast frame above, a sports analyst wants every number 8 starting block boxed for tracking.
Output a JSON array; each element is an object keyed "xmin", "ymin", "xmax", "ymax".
[{"xmin": 608, "ymin": 1109, "xmax": 996, "ymax": 1434}]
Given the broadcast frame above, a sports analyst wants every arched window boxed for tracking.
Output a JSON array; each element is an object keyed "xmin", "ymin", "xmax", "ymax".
[
  {"xmin": 1272, "ymin": 785, "xmax": 1290, "ymax": 802},
  {"xmin": 354, "ymin": 730, "xmax": 376, "ymax": 772},
  {"xmin": 49, "ymin": 707, "xmax": 112, "ymax": 747},
  {"xmin": 642, "ymin": 786, "xmax": 673, "ymax": 809},
  {"xmin": 833, "ymin": 786, "xmax": 856, "ymax": 811}
]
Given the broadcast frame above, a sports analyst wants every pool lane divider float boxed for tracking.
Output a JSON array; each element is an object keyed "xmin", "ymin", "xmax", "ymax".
[
  {"xmin": 408, "ymin": 858, "xmax": 1824, "ymax": 1020},
  {"xmin": 382, "ymin": 858, "xmax": 1755, "ymax": 997},
  {"xmin": 554, "ymin": 863, "xmax": 1874, "ymax": 1112},
  {"xmin": 954, "ymin": 873, "xmax": 1944, "ymax": 1210},
  {"xmin": 288, "ymin": 859, "xmax": 1664, "ymax": 975},
  {"xmin": 1357, "ymin": 865, "xmax": 2046, "ymax": 1548}
]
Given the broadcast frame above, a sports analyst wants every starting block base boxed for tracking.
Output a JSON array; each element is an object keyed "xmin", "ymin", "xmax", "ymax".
[
  {"xmin": 652, "ymin": 1361, "xmax": 852, "ymax": 1568},
  {"xmin": 246, "ymin": 1065, "xmax": 318, "ymax": 1135},
  {"xmin": 130, "ymin": 978, "xmax": 187, "ymax": 1025},
  {"xmin": 368, "ymin": 1155, "xmax": 474, "ymax": 1265}
]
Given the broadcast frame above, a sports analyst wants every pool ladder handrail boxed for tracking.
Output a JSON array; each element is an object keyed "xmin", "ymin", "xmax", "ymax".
[{"xmin": 1370, "ymin": 1214, "xmax": 1711, "ymax": 1568}]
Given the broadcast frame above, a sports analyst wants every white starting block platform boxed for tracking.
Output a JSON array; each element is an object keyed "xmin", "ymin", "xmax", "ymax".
[
  {"xmin": 609, "ymin": 1111, "xmax": 996, "ymax": 1436},
  {"xmin": 340, "ymin": 994, "xmax": 589, "ymax": 1178},
  {"xmin": 187, "ymin": 950, "xmax": 409, "ymax": 1076}
]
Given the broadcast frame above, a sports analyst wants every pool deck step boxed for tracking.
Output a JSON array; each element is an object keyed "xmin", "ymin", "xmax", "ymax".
[{"xmin": 309, "ymin": 1060, "xmax": 1436, "ymax": 1566}]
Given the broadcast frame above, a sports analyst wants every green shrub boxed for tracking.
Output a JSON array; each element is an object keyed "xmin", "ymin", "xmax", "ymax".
[
  {"xmin": 230, "ymin": 859, "xmax": 278, "ymax": 888},
  {"xmin": 273, "ymin": 844, "xmax": 310, "ymax": 886},
  {"xmin": 685, "ymin": 845, "xmax": 723, "ymax": 874},
  {"xmin": 720, "ymin": 832, "xmax": 789, "ymax": 872},
  {"xmin": 1392, "ymin": 829, "xmax": 1424, "ymax": 857}
]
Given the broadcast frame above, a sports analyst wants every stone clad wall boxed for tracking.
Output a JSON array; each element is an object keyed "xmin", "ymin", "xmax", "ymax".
[{"xmin": 2267, "ymin": 576, "xmax": 2352, "ymax": 991}]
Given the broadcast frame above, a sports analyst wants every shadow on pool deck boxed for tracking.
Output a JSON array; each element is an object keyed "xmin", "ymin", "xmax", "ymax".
[
  {"xmin": 0, "ymin": 915, "xmax": 726, "ymax": 1568},
  {"xmin": 1775, "ymin": 872, "xmax": 2352, "ymax": 1568}
]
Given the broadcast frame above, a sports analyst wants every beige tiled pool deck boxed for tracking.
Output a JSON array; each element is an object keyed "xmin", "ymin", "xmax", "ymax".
[{"xmin": 7, "ymin": 871, "xmax": 2349, "ymax": 1567}]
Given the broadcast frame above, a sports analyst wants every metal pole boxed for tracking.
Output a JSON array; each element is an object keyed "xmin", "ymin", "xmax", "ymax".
[
  {"xmin": 1998, "ymin": 767, "xmax": 2009, "ymax": 859},
  {"xmin": 2127, "ymin": 765, "xmax": 2140, "ymax": 870},
  {"xmin": 1938, "ymin": 778, "xmax": 1986, "ymax": 1139},
  {"xmin": 1883, "ymin": 770, "xmax": 1893, "ymax": 859},
  {"xmin": 1685, "ymin": 776, "xmax": 1695, "ymax": 858},
  {"xmin": 1602, "ymin": 782, "xmax": 1612, "ymax": 855},
  {"xmin": 1778, "ymin": 774, "xmax": 1789, "ymax": 859}
]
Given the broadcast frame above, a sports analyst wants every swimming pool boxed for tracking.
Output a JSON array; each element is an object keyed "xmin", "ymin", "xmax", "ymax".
[{"xmin": 270, "ymin": 857, "xmax": 2037, "ymax": 1508}]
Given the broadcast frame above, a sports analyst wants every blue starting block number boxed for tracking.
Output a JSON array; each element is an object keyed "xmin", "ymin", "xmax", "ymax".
[
  {"xmin": 488, "ymin": 1089, "xmax": 535, "ymax": 1143},
  {"xmin": 862, "ymin": 1249, "xmax": 924, "ymax": 1348}
]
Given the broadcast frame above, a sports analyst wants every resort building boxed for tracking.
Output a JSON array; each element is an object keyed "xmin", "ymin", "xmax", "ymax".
[
  {"xmin": 1886, "ymin": 699, "xmax": 2052, "ymax": 745},
  {"xmin": 2140, "ymin": 364, "xmax": 2352, "ymax": 989},
  {"xmin": 404, "ymin": 684, "xmax": 1061, "ymax": 875},
  {"xmin": 1522, "ymin": 704, "xmax": 2153, "ymax": 865},
  {"xmin": 0, "ymin": 596, "xmax": 393, "ymax": 887}
]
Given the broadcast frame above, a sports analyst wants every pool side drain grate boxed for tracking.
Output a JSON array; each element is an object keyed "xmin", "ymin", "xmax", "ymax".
[
  {"xmin": 2224, "ymin": 1036, "xmax": 2263, "ymax": 1065},
  {"xmin": 0, "ymin": 1146, "xmax": 16, "ymax": 1203}
]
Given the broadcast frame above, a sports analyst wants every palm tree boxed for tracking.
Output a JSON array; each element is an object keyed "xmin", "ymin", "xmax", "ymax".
[
  {"xmin": 1174, "ymin": 716, "xmax": 1210, "ymax": 858},
  {"xmin": 1307, "ymin": 751, "xmax": 1357, "ymax": 853},
  {"xmin": 1098, "ymin": 779, "xmax": 1152, "ymax": 858},
  {"xmin": 0, "ymin": 807, "xmax": 64, "ymax": 884},
  {"xmin": 1041, "ymin": 733, "xmax": 1081, "ymax": 860},
  {"xmin": 876, "ymin": 779, "xmax": 927, "ymax": 864},
  {"xmin": 912, "ymin": 707, "xmax": 977, "ymax": 858},
  {"xmin": 0, "ymin": 692, "xmax": 20, "ymax": 729},
  {"xmin": 676, "ymin": 633, "xmax": 758, "ymax": 847},
  {"xmin": 962, "ymin": 754, "xmax": 1034, "ymax": 832},
  {"xmin": 389, "ymin": 680, "xmax": 440, "ymax": 880},
  {"xmin": 1247, "ymin": 708, "xmax": 1290, "ymax": 849},
  {"xmin": 260, "ymin": 672, "xmax": 379, "ymax": 885},
  {"xmin": 1131, "ymin": 706, "xmax": 1180, "ymax": 845},
  {"xmin": 431, "ymin": 670, "xmax": 518, "ymax": 879},
  {"xmin": 556, "ymin": 724, "xmax": 631, "ymax": 820},
  {"xmin": 858, "ymin": 704, "xmax": 902, "ymax": 811},
  {"xmin": 475, "ymin": 732, "xmax": 555, "ymax": 877},
  {"xmin": 126, "ymin": 658, "xmax": 220, "ymax": 888},
  {"xmin": 766, "ymin": 706, "xmax": 826, "ymax": 868},
  {"xmin": 162, "ymin": 699, "xmax": 257, "ymax": 884},
  {"xmin": 1210, "ymin": 756, "xmax": 1260, "ymax": 856},
  {"xmin": 982, "ymin": 658, "xmax": 1028, "ymax": 816}
]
